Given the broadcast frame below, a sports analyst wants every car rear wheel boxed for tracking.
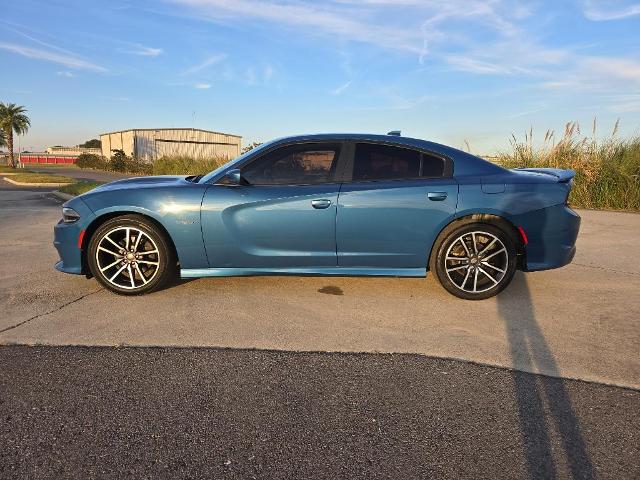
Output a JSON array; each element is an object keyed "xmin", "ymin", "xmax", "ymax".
[
  {"xmin": 431, "ymin": 223, "xmax": 517, "ymax": 300},
  {"xmin": 87, "ymin": 215, "xmax": 176, "ymax": 295}
]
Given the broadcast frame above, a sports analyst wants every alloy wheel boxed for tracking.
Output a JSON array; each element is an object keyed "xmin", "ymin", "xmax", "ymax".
[
  {"xmin": 444, "ymin": 230, "xmax": 509, "ymax": 294},
  {"xmin": 95, "ymin": 226, "xmax": 160, "ymax": 290}
]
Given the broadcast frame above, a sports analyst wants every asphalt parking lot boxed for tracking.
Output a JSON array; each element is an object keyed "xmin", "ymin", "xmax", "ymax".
[{"xmin": 1, "ymin": 181, "xmax": 639, "ymax": 478}]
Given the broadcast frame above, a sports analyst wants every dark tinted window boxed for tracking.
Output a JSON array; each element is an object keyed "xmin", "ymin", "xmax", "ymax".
[
  {"xmin": 421, "ymin": 152, "xmax": 445, "ymax": 177},
  {"xmin": 242, "ymin": 144, "xmax": 339, "ymax": 185},
  {"xmin": 352, "ymin": 143, "xmax": 445, "ymax": 181}
]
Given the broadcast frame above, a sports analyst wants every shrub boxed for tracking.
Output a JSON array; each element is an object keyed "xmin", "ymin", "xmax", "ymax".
[
  {"xmin": 108, "ymin": 149, "xmax": 152, "ymax": 175},
  {"xmin": 109, "ymin": 149, "xmax": 128, "ymax": 172},
  {"xmin": 241, "ymin": 142, "xmax": 262, "ymax": 154},
  {"xmin": 123, "ymin": 157, "xmax": 152, "ymax": 175},
  {"xmin": 76, "ymin": 153, "xmax": 108, "ymax": 170},
  {"xmin": 152, "ymin": 155, "xmax": 229, "ymax": 175}
]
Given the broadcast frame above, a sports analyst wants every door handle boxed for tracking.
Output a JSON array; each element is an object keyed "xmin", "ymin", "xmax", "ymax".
[
  {"xmin": 311, "ymin": 199, "xmax": 332, "ymax": 209},
  {"xmin": 427, "ymin": 192, "xmax": 448, "ymax": 201}
]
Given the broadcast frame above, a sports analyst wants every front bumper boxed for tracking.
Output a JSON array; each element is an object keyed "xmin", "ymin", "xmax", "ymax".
[
  {"xmin": 53, "ymin": 198, "xmax": 95, "ymax": 275},
  {"xmin": 515, "ymin": 204, "xmax": 581, "ymax": 271},
  {"xmin": 54, "ymin": 219, "xmax": 84, "ymax": 274}
]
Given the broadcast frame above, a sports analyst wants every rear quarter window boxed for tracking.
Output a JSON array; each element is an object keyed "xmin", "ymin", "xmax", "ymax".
[{"xmin": 352, "ymin": 143, "xmax": 446, "ymax": 181}]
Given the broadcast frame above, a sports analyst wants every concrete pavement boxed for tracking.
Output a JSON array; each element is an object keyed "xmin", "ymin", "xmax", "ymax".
[{"xmin": 0, "ymin": 187, "xmax": 638, "ymax": 389}]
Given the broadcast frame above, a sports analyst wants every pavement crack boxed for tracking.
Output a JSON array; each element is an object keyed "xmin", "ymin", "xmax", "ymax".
[
  {"xmin": 0, "ymin": 288, "xmax": 103, "ymax": 335},
  {"xmin": 572, "ymin": 262, "xmax": 639, "ymax": 276}
]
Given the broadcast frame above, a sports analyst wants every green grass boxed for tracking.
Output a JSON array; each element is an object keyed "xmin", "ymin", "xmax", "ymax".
[
  {"xmin": 27, "ymin": 163, "xmax": 79, "ymax": 169},
  {"xmin": 494, "ymin": 121, "xmax": 640, "ymax": 211},
  {"xmin": 11, "ymin": 173, "xmax": 75, "ymax": 183},
  {"xmin": 58, "ymin": 181, "xmax": 104, "ymax": 196},
  {"xmin": 0, "ymin": 165, "xmax": 25, "ymax": 173}
]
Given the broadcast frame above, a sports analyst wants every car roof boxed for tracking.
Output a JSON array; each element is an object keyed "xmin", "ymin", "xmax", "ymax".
[{"xmin": 270, "ymin": 133, "xmax": 448, "ymax": 150}]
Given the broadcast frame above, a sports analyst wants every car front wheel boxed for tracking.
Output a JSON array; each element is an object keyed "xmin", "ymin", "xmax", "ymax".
[
  {"xmin": 87, "ymin": 215, "xmax": 176, "ymax": 295},
  {"xmin": 431, "ymin": 223, "xmax": 517, "ymax": 300}
]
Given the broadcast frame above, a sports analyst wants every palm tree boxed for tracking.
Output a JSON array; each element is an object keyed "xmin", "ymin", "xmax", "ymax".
[{"xmin": 0, "ymin": 103, "xmax": 31, "ymax": 168}]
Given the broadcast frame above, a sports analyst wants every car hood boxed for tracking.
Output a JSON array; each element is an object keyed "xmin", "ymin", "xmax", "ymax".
[{"xmin": 90, "ymin": 175, "xmax": 190, "ymax": 193}]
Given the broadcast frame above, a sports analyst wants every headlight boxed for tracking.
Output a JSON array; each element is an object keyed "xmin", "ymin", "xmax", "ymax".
[{"xmin": 62, "ymin": 207, "xmax": 80, "ymax": 223}]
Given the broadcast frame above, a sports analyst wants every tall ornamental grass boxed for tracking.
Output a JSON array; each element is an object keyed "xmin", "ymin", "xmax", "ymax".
[
  {"xmin": 152, "ymin": 155, "xmax": 228, "ymax": 175},
  {"xmin": 496, "ymin": 120, "xmax": 640, "ymax": 211}
]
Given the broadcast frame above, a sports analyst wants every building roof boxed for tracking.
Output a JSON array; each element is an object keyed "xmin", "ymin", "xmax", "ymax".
[{"xmin": 99, "ymin": 128, "xmax": 242, "ymax": 138}]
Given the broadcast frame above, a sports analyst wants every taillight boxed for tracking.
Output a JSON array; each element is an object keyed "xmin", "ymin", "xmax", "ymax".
[{"xmin": 517, "ymin": 226, "xmax": 529, "ymax": 245}]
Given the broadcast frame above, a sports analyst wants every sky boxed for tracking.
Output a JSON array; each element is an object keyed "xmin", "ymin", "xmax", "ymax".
[{"xmin": 1, "ymin": 0, "xmax": 639, "ymax": 154}]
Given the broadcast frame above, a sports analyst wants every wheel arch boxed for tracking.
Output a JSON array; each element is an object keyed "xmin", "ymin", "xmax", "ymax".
[
  {"xmin": 427, "ymin": 213, "xmax": 525, "ymax": 271},
  {"xmin": 80, "ymin": 211, "xmax": 179, "ymax": 277}
]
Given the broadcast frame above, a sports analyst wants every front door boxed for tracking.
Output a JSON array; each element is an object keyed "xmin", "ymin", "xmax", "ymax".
[
  {"xmin": 336, "ymin": 142, "xmax": 458, "ymax": 268},
  {"xmin": 201, "ymin": 143, "xmax": 343, "ymax": 268}
]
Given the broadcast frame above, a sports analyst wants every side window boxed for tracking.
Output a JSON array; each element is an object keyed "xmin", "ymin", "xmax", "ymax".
[
  {"xmin": 242, "ymin": 144, "xmax": 340, "ymax": 185},
  {"xmin": 421, "ymin": 152, "xmax": 445, "ymax": 178},
  {"xmin": 352, "ymin": 143, "xmax": 445, "ymax": 181}
]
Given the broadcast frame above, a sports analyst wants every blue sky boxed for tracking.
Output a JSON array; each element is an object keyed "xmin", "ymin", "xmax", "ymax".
[{"xmin": 1, "ymin": 0, "xmax": 639, "ymax": 153}]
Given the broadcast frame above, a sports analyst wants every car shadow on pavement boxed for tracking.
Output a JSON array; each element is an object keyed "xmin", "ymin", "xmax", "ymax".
[{"xmin": 498, "ymin": 273, "xmax": 595, "ymax": 479}]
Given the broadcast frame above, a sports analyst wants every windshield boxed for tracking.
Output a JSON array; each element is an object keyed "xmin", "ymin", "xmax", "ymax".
[{"xmin": 198, "ymin": 140, "xmax": 276, "ymax": 184}]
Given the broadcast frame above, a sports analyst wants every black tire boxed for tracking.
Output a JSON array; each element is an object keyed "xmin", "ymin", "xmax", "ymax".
[
  {"xmin": 87, "ymin": 214, "xmax": 176, "ymax": 295},
  {"xmin": 430, "ymin": 222, "xmax": 517, "ymax": 300}
]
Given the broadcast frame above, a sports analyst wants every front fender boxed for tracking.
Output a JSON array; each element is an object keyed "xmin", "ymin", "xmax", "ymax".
[{"xmin": 80, "ymin": 186, "xmax": 209, "ymax": 269}]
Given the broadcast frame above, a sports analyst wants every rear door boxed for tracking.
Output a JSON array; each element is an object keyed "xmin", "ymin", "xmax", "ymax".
[
  {"xmin": 201, "ymin": 142, "xmax": 344, "ymax": 268},
  {"xmin": 336, "ymin": 142, "xmax": 458, "ymax": 268}
]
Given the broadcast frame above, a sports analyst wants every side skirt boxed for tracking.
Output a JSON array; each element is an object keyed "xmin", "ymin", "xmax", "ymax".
[{"xmin": 180, "ymin": 267, "xmax": 427, "ymax": 279}]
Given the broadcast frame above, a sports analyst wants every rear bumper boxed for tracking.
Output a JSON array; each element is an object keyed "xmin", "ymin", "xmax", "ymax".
[{"xmin": 514, "ymin": 204, "xmax": 581, "ymax": 271}]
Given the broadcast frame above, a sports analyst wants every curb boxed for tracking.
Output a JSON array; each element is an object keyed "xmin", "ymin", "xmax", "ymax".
[
  {"xmin": 3, "ymin": 177, "xmax": 73, "ymax": 187},
  {"xmin": 52, "ymin": 191, "xmax": 74, "ymax": 201},
  {"xmin": 0, "ymin": 172, "xmax": 18, "ymax": 176}
]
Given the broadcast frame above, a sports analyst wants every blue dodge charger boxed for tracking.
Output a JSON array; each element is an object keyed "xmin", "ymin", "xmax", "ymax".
[{"xmin": 54, "ymin": 132, "xmax": 580, "ymax": 300}]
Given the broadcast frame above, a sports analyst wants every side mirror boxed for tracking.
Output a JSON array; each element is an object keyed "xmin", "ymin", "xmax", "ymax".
[{"xmin": 217, "ymin": 169, "xmax": 247, "ymax": 186}]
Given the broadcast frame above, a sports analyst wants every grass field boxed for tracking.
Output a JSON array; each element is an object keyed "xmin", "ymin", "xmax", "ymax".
[
  {"xmin": 10, "ymin": 173, "xmax": 75, "ymax": 184},
  {"xmin": 58, "ymin": 181, "xmax": 103, "ymax": 196},
  {"xmin": 0, "ymin": 165, "xmax": 25, "ymax": 173},
  {"xmin": 23, "ymin": 163, "xmax": 79, "ymax": 169}
]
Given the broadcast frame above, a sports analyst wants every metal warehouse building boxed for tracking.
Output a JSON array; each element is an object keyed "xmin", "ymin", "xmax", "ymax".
[{"xmin": 100, "ymin": 128, "xmax": 242, "ymax": 162}]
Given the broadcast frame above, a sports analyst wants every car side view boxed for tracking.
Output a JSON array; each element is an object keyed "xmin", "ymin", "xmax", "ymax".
[{"xmin": 54, "ymin": 132, "xmax": 580, "ymax": 300}]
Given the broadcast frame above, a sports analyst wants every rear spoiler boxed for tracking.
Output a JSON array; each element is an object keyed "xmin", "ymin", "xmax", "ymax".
[{"xmin": 512, "ymin": 168, "xmax": 576, "ymax": 183}]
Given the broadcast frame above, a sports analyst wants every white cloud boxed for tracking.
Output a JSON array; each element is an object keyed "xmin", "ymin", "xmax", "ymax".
[
  {"xmin": 0, "ymin": 42, "xmax": 107, "ymax": 72},
  {"xmin": 608, "ymin": 95, "xmax": 640, "ymax": 112},
  {"xmin": 56, "ymin": 71, "xmax": 75, "ymax": 77},
  {"xmin": 124, "ymin": 44, "xmax": 163, "ymax": 56},
  {"xmin": 165, "ymin": 0, "xmax": 555, "ymax": 73},
  {"xmin": 194, "ymin": 82, "xmax": 211, "ymax": 89},
  {"xmin": 330, "ymin": 81, "xmax": 352, "ymax": 95},
  {"xmin": 540, "ymin": 56, "xmax": 640, "ymax": 92},
  {"xmin": 582, "ymin": 0, "xmax": 640, "ymax": 20},
  {"xmin": 182, "ymin": 53, "xmax": 227, "ymax": 75},
  {"xmin": 445, "ymin": 56, "xmax": 516, "ymax": 75},
  {"xmin": 582, "ymin": 57, "xmax": 640, "ymax": 82},
  {"xmin": 506, "ymin": 106, "xmax": 548, "ymax": 119},
  {"xmin": 167, "ymin": 0, "xmax": 428, "ymax": 55}
]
